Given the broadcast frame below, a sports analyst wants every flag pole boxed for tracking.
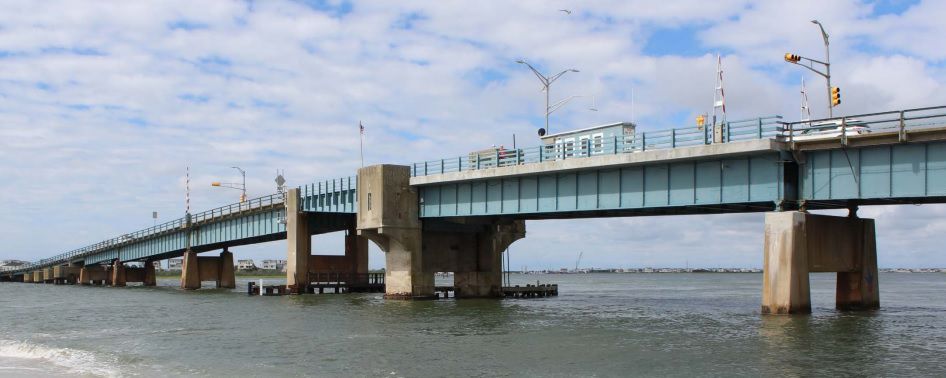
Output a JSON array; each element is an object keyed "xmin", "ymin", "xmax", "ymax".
[{"xmin": 359, "ymin": 121, "xmax": 365, "ymax": 168}]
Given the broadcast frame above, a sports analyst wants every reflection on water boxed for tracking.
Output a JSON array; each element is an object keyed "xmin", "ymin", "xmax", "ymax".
[{"xmin": 0, "ymin": 273, "xmax": 944, "ymax": 377}]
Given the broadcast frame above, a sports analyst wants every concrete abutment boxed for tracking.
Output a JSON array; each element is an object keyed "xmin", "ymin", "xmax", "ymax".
[{"xmin": 762, "ymin": 211, "xmax": 879, "ymax": 315}]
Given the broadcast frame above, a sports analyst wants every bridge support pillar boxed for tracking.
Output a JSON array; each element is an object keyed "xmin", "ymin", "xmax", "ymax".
[
  {"xmin": 111, "ymin": 260, "xmax": 126, "ymax": 287},
  {"xmin": 180, "ymin": 250, "xmax": 235, "ymax": 289},
  {"xmin": 218, "ymin": 250, "xmax": 235, "ymax": 289},
  {"xmin": 31, "ymin": 271, "xmax": 41, "ymax": 283},
  {"xmin": 358, "ymin": 165, "xmax": 434, "ymax": 299},
  {"xmin": 23, "ymin": 272, "xmax": 33, "ymax": 283},
  {"xmin": 181, "ymin": 250, "xmax": 200, "ymax": 289},
  {"xmin": 762, "ymin": 212, "xmax": 879, "ymax": 315},
  {"xmin": 53, "ymin": 266, "xmax": 80, "ymax": 285},
  {"xmin": 454, "ymin": 221, "xmax": 524, "ymax": 298},
  {"xmin": 307, "ymin": 225, "xmax": 370, "ymax": 286},
  {"xmin": 423, "ymin": 220, "xmax": 525, "ymax": 298},
  {"xmin": 79, "ymin": 265, "xmax": 108, "ymax": 285},
  {"xmin": 285, "ymin": 188, "xmax": 310, "ymax": 294}
]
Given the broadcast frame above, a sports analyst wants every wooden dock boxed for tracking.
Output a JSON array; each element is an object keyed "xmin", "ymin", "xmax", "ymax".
[
  {"xmin": 502, "ymin": 284, "xmax": 558, "ymax": 298},
  {"xmin": 247, "ymin": 273, "xmax": 384, "ymax": 296},
  {"xmin": 431, "ymin": 284, "xmax": 560, "ymax": 299}
]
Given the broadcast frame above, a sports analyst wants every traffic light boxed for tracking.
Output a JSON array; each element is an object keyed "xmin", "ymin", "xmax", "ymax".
[
  {"xmin": 784, "ymin": 53, "xmax": 801, "ymax": 63},
  {"xmin": 831, "ymin": 86, "xmax": 841, "ymax": 107}
]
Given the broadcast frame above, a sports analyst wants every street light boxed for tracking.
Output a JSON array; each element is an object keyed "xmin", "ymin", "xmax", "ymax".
[
  {"xmin": 784, "ymin": 20, "xmax": 835, "ymax": 117},
  {"xmin": 211, "ymin": 166, "xmax": 247, "ymax": 202},
  {"xmin": 516, "ymin": 59, "xmax": 579, "ymax": 135}
]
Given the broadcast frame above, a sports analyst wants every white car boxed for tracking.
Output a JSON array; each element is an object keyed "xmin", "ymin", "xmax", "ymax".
[{"xmin": 790, "ymin": 118, "xmax": 869, "ymax": 141}]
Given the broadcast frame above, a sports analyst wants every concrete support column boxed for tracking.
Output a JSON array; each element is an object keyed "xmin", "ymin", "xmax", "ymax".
[
  {"xmin": 761, "ymin": 212, "xmax": 810, "ymax": 314},
  {"xmin": 32, "ymin": 271, "xmax": 42, "ymax": 283},
  {"xmin": 181, "ymin": 250, "xmax": 200, "ymax": 290},
  {"xmin": 23, "ymin": 272, "xmax": 33, "ymax": 283},
  {"xmin": 836, "ymin": 219, "xmax": 880, "ymax": 311},
  {"xmin": 285, "ymin": 188, "xmax": 310, "ymax": 294},
  {"xmin": 379, "ymin": 228, "xmax": 432, "ymax": 299},
  {"xmin": 111, "ymin": 260, "xmax": 126, "ymax": 287},
  {"xmin": 762, "ymin": 211, "xmax": 879, "ymax": 315},
  {"xmin": 143, "ymin": 261, "xmax": 157, "ymax": 287},
  {"xmin": 454, "ymin": 221, "xmax": 525, "ymax": 298},
  {"xmin": 358, "ymin": 165, "xmax": 433, "ymax": 299},
  {"xmin": 345, "ymin": 225, "xmax": 369, "ymax": 284},
  {"xmin": 218, "ymin": 250, "xmax": 236, "ymax": 289}
]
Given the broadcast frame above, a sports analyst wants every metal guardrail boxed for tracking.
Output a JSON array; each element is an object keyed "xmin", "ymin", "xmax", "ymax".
[
  {"xmin": 410, "ymin": 105, "xmax": 946, "ymax": 177},
  {"xmin": 779, "ymin": 105, "xmax": 946, "ymax": 144},
  {"xmin": 9, "ymin": 178, "xmax": 353, "ymax": 275},
  {"xmin": 410, "ymin": 116, "xmax": 783, "ymax": 176}
]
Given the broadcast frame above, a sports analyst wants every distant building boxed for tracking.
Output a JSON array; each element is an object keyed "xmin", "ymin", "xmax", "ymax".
[
  {"xmin": 167, "ymin": 258, "xmax": 183, "ymax": 271},
  {"xmin": 152, "ymin": 261, "xmax": 163, "ymax": 271},
  {"xmin": 237, "ymin": 259, "xmax": 257, "ymax": 271},
  {"xmin": 260, "ymin": 259, "xmax": 286, "ymax": 271},
  {"xmin": 0, "ymin": 260, "xmax": 28, "ymax": 271}
]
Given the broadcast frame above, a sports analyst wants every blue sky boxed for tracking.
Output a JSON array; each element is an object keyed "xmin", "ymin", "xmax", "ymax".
[{"xmin": 1, "ymin": 0, "xmax": 946, "ymax": 269}]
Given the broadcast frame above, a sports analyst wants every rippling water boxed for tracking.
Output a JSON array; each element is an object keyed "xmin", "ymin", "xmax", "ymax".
[{"xmin": 1, "ymin": 273, "xmax": 944, "ymax": 377}]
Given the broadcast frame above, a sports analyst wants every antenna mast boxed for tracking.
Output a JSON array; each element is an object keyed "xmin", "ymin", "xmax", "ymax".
[
  {"xmin": 712, "ymin": 54, "xmax": 727, "ymax": 128},
  {"xmin": 800, "ymin": 77, "xmax": 812, "ymax": 124}
]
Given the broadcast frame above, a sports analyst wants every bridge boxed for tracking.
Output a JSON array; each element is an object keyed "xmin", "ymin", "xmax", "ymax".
[{"xmin": 4, "ymin": 105, "xmax": 946, "ymax": 314}]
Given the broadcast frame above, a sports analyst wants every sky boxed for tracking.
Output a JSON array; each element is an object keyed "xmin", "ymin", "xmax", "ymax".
[{"xmin": 2, "ymin": 0, "xmax": 946, "ymax": 269}]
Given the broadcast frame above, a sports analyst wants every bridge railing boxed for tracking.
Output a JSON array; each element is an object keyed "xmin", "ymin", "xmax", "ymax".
[
  {"xmin": 10, "ymin": 176, "xmax": 358, "ymax": 274},
  {"xmin": 410, "ymin": 115, "xmax": 783, "ymax": 176},
  {"xmin": 780, "ymin": 105, "xmax": 946, "ymax": 142},
  {"xmin": 190, "ymin": 193, "xmax": 285, "ymax": 224}
]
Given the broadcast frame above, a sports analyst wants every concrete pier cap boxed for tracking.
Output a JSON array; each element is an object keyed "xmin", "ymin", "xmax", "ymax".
[{"xmin": 762, "ymin": 211, "xmax": 879, "ymax": 315}]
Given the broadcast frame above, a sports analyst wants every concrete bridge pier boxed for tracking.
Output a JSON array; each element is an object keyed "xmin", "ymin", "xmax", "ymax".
[
  {"xmin": 111, "ymin": 260, "xmax": 126, "ymax": 287},
  {"xmin": 424, "ymin": 220, "xmax": 525, "ymax": 298},
  {"xmin": 78, "ymin": 265, "xmax": 109, "ymax": 285},
  {"xmin": 308, "ymin": 226, "xmax": 370, "ymax": 285},
  {"xmin": 53, "ymin": 266, "xmax": 81, "ymax": 285},
  {"xmin": 43, "ymin": 268, "xmax": 54, "ymax": 283},
  {"xmin": 285, "ymin": 188, "xmax": 370, "ymax": 293},
  {"xmin": 762, "ymin": 211, "xmax": 879, "ymax": 314},
  {"xmin": 180, "ymin": 249, "xmax": 236, "ymax": 290},
  {"xmin": 357, "ymin": 165, "xmax": 434, "ymax": 299}
]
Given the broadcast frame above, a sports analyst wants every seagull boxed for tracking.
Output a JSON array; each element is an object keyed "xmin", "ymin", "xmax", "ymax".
[{"xmin": 559, "ymin": 9, "xmax": 571, "ymax": 15}]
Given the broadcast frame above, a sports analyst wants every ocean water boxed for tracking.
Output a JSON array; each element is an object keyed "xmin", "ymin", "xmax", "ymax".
[{"xmin": 1, "ymin": 273, "xmax": 944, "ymax": 377}]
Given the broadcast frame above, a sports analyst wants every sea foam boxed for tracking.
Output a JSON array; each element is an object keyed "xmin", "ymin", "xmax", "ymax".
[{"xmin": 0, "ymin": 339, "xmax": 121, "ymax": 377}]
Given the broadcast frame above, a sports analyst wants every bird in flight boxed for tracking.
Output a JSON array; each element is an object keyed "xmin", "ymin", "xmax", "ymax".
[{"xmin": 559, "ymin": 9, "xmax": 571, "ymax": 15}]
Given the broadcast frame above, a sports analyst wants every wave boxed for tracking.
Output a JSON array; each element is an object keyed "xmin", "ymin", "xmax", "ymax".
[{"xmin": 0, "ymin": 339, "xmax": 121, "ymax": 377}]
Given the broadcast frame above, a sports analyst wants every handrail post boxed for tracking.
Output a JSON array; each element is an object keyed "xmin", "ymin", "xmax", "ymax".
[
  {"xmin": 789, "ymin": 122, "xmax": 794, "ymax": 144},
  {"xmin": 495, "ymin": 149, "xmax": 500, "ymax": 167},
  {"xmin": 613, "ymin": 135, "xmax": 618, "ymax": 154},
  {"xmin": 899, "ymin": 110, "xmax": 906, "ymax": 142},
  {"xmin": 841, "ymin": 118, "xmax": 848, "ymax": 146},
  {"xmin": 440, "ymin": 159, "xmax": 444, "ymax": 174},
  {"xmin": 757, "ymin": 118, "xmax": 763, "ymax": 139},
  {"xmin": 458, "ymin": 156, "xmax": 462, "ymax": 171},
  {"xmin": 424, "ymin": 161, "xmax": 428, "ymax": 176},
  {"xmin": 671, "ymin": 129, "xmax": 676, "ymax": 148},
  {"xmin": 642, "ymin": 133, "xmax": 646, "ymax": 151}
]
